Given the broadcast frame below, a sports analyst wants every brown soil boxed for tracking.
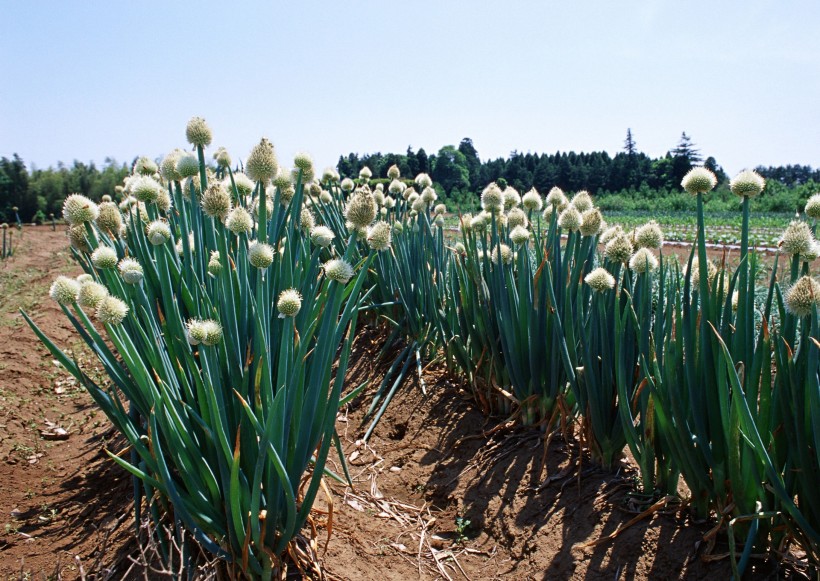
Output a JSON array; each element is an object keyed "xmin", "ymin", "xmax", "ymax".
[{"xmin": 0, "ymin": 227, "xmax": 811, "ymax": 579}]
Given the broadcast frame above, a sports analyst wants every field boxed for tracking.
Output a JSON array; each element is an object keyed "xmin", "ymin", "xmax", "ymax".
[
  {"xmin": 0, "ymin": 226, "xmax": 757, "ymax": 580},
  {"xmin": 3, "ymin": 136, "xmax": 819, "ymax": 581}
]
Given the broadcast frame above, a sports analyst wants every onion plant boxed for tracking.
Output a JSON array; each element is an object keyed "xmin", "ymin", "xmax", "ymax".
[{"xmin": 26, "ymin": 118, "xmax": 373, "ymax": 578}]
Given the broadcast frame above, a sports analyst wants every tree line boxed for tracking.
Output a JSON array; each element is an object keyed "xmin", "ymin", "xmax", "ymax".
[{"xmin": 2, "ymin": 130, "xmax": 818, "ymax": 223}]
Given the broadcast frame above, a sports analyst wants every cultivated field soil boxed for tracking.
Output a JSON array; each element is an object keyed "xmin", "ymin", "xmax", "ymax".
[{"xmin": 0, "ymin": 227, "xmax": 810, "ymax": 580}]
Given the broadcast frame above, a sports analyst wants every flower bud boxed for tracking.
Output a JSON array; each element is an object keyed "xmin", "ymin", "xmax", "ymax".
[
  {"xmin": 187, "ymin": 318, "xmax": 222, "ymax": 346},
  {"xmin": 207, "ymin": 251, "xmax": 222, "ymax": 276},
  {"xmin": 118, "ymin": 258, "xmax": 144, "ymax": 284},
  {"xmin": 185, "ymin": 116, "xmax": 213, "ymax": 148},
  {"xmin": 146, "ymin": 220, "xmax": 171, "ymax": 245},
  {"xmin": 293, "ymin": 152, "xmax": 315, "ymax": 181},
  {"xmin": 805, "ymin": 194, "xmax": 820, "ymax": 220},
  {"xmin": 248, "ymin": 240, "xmax": 274, "ymax": 269},
  {"xmin": 246, "ymin": 138, "xmax": 278, "ymax": 182},
  {"xmin": 96, "ymin": 296, "xmax": 129, "ymax": 325},
  {"xmin": 277, "ymin": 288, "xmax": 303, "ymax": 318}
]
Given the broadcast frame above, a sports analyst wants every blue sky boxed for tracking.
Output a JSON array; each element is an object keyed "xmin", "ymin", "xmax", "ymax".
[{"xmin": 2, "ymin": 0, "xmax": 818, "ymax": 177}]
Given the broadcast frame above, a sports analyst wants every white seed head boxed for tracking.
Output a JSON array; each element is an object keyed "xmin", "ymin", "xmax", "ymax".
[
  {"xmin": 161, "ymin": 149, "xmax": 185, "ymax": 182},
  {"xmin": 687, "ymin": 257, "xmax": 718, "ymax": 288},
  {"xmin": 300, "ymin": 208, "xmax": 315, "ymax": 232},
  {"xmin": 187, "ymin": 318, "xmax": 222, "ymax": 346},
  {"xmin": 604, "ymin": 234, "xmax": 634, "ymax": 263},
  {"xmin": 585, "ymin": 267, "xmax": 616, "ymax": 292},
  {"xmin": 491, "ymin": 243, "xmax": 514, "ymax": 265},
  {"xmin": 246, "ymin": 138, "xmax": 279, "ymax": 182},
  {"xmin": 321, "ymin": 167, "xmax": 340, "ymax": 183},
  {"xmin": 175, "ymin": 154, "xmax": 200, "ymax": 179},
  {"xmin": 780, "ymin": 221, "xmax": 814, "ymax": 256},
  {"xmin": 277, "ymin": 288, "xmax": 303, "ymax": 318},
  {"xmin": 96, "ymin": 296, "xmax": 129, "ymax": 325},
  {"xmin": 558, "ymin": 206, "xmax": 582, "ymax": 232},
  {"xmin": 146, "ymin": 220, "xmax": 171, "ymax": 245},
  {"xmin": 579, "ymin": 208, "xmax": 603, "ymax": 237},
  {"xmin": 323, "ymin": 258, "xmax": 355, "ymax": 284},
  {"xmin": 507, "ymin": 207, "xmax": 528, "ymax": 230},
  {"xmin": 635, "ymin": 220, "xmax": 664, "ymax": 249},
  {"xmin": 76, "ymin": 274, "xmax": 93, "ymax": 284},
  {"xmin": 502, "ymin": 187, "xmax": 521, "ymax": 211},
  {"xmin": 785, "ymin": 276, "xmax": 820, "ymax": 317},
  {"xmin": 510, "ymin": 225, "xmax": 531, "ymax": 246},
  {"xmin": 340, "ymin": 177, "xmax": 355, "ymax": 192},
  {"xmin": 629, "ymin": 248, "xmax": 659, "ymax": 274},
  {"xmin": 421, "ymin": 187, "xmax": 438, "ymax": 204},
  {"xmin": 345, "ymin": 190, "xmax": 377, "ymax": 229},
  {"xmin": 570, "ymin": 191, "xmax": 594, "ymax": 213},
  {"xmin": 96, "ymin": 202, "xmax": 123, "ymax": 234},
  {"xmin": 434, "ymin": 203, "xmax": 447, "ymax": 216},
  {"xmin": 388, "ymin": 179, "xmax": 405, "ymax": 195},
  {"xmin": 50, "ymin": 276, "xmax": 81, "ymax": 305},
  {"xmin": 232, "ymin": 172, "xmax": 255, "ymax": 197},
  {"xmin": 599, "ymin": 224, "xmax": 623, "ymax": 246},
  {"xmin": 522, "ymin": 188, "xmax": 543, "ymax": 212},
  {"xmin": 225, "ymin": 207, "xmax": 254, "ymax": 235},
  {"xmin": 546, "ymin": 187, "xmax": 567, "ymax": 207},
  {"xmin": 201, "ymin": 184, "xmax": 232, "ymax": 220},
  {"xmin": 78, "ymin": 281, "xmax": 109, "ymax": 309},
  {"xmin": 131, "ymin": 176, "xmax": 163, "ymax": 204},
  {"xmin": 805, "ymin": 194, "xmax": 820, "ymax": 220},
  {"xmin": 681, "ymin": 167, "xmax": 717, "ymax": 195},
  {"xmin": 91, "ymin": 246, "xmax": 118, "ymax": 269},
  {"xmin": 207, "ymin": 251, "xmax": 222, "ymax": 276},
  {"xmin": 730, "ymin": 169, "xmax": 765, "ymax": 198},
  {"xmin": 272, "ymin": 167, "xmax": 293, "ymax": 192},
  {"xmin": 310, "ymin": 225, "xmax": 335, "ymax": 248},
  {"xmin": 358, "ymin": 166, "xmax": 373, "ymax": 181},
  {"xmin": 186, "ymin": 116, "xmax": 213, "ymax": 147},
  {"xmin": 293, "ymin": 152, "xmax": 315, "ymax": 181},
  {"xmin": 367, "ymin": 221, "xmax": 392, "ymax": 251},
  {"xmin": 387, "ymin": 164, "xmax": 401, "ymax": 180},
  {"xmin": 133, "ymin": 156, "xmax": 158, "ymax": 176},
  {"xmin": 319, "ymin": 189, "xmax": 333, "ymax": 204},
  {"xmin": 415, "ymin": 173, "xmax": 432, "ymax": 188},
  {"xmin": 248, "ymin": 240, "xmax": 274, "ymax": 269},
  {"xmin": 63, "ymin": 194, "xmax": 99, "ymax": 225},
  {"xmin": 118, "ymin": 258, "xmax": 144, "ymax": 285},
  {"xmin": 481, "ymin": 183, "xmax": 504, "ymax": 213}
]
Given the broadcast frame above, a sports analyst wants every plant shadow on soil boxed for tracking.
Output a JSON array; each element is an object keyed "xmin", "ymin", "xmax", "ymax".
[{"xmin": 323, "ymin": 324, "xmax": 810, "ymax": 580}]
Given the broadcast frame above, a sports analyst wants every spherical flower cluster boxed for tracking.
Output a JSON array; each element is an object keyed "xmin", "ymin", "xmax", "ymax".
[
  {"xmin": 213, "ymin": 147, "xmax": 231, "ymax": 168},
  {"xmin": 156, "ymin": 189, "xmax": 172, "ymax": 213},
  {"xmin": 599, "ymin": 225, "xmax": 623, "ymax": 246},
  {"xmin": 340, "ymin": 178, "xmax": 355, "ymax": 193},
  {"xmin": 160, "ymin": 149, "xmax": 184, "ymax": 182},
  {"xmin": 522, "ymin": 188, "xmax": 543, "ymax": 212},
  {"xmin": 175, "ymin": 154, "xmax": 199, "ymax": 179},
  {"xmin": 780, "ymin": 221, "xmax": 814, "ymax": 256},
  {"xmin": 91, "ymin": 246, "xmax": 118, "ymax": 269},
  {"xmin": 570, "ymin": 191, "xmax": 594, "ymax": 213},
  {"xmin": 386, "ymin": 164, "xmax": 401, "ymax": 180},
  {"xmin": 635, "ymin": 221, "xmax": 664, "ymax": 249},
  {"xmin": 481, "ymin": 183, "xmax": 503, "ymax": 213},
  {"xmin": 118, "ymin": 258, "xmax": 144, "ymax": 284},
  {"xmin": 96, "ymin": 296, "xmax": 129, "ymax": 325},
  {"xmin": 97, "ymin": 202, "xmax": 123, "ymax": 234},
  {"xmin": 345, "ymin": 190, "xmax": 377, "ymax": 229},
  {"xmin": 272, "ymin": 169, "xmax": 292, "ymax": 194},
  {"xmin": 187, "ymin": 318, "xmax": 222, "ymax": 346},
  {"xmin": 133, "ymin": 156, "xmax": 158, "ymax": 176},
  {"xmin": 503, "ymin": 187, "xmax": 521, "ymax": 211},
  {"xmin": 491, "ymin": 243, "xmax": 514, "ymax": 265},
  {"xmin": 69, "ymin": 225, "xmax": 91, "ymax": 252},
  {"xmin": 681, "ymin": 167, "xmax": 717, "ymax": 195},
  {"xmin": 433, "ymin": 203, "xmax": 447, "ymax": 216},
  {"xmin": 322, "ymin": 167, "xmax": 340, "ymax": 183},
  {"xmin": 323, "ymin": 258, "xmax": 355, "ymax": 284},
  {"xmin": 225, "ymin": 207, "xmax": 253, "ymax": 235},
  {"xmin": 131, "ymin": 176, "xmax": 163, "ymax": 204},
  {"xmin": 146, "ymin": 220, "xmax": 171, "ymax": 245},
  {"xmin": 367, "ymin": 221, "xmax": 392, "ymax": 251},
  {"xmin": 77, "ymin": 274, "xmax": 93, "ymax": 284},
  {"xmin": 277, "ymin": 288, "xmax": 303, "ymax": 318},
  {"xmin": 175, "ymin": 232, "xmax": 195, "ymax": 257},
  {"xmin": 310, "ymin": 225, "xmax": 335, "ymax": 248},
  {"xmin": 50, "ymin": 276, "xmax": 81, "ymax": 305},
  {"xmin": 63, "ymin": 194, "xmax": 99, "ymax": 225},
  {"xmin": 251, "ymin": 196, "xmax": 274, "ymax": 222},
  {"xmin": 604, "ymin": 234, "xmax": 634, "ymax": 263},
  {"xmin": 246, "ymin": 138, "xmax": 278, "ymax": 182},
  {"xmin": 454, "ymin": 242, "xmax": 466, "ymax": 255},
  {"xmin": 185, "ymin": 116, "xmax": 213, "ymax": 147},
  {"xmin": 629, "ymin": 248, "xmax": 659, "ymax": 274},
  {"xmin": 358, "ymin": 166, "xmax": 373, "ymax": 181},
  {"xmin": 248, "ymin": 240, "xmax": 274, "ymax": 269},
  {"xmin": 78, "ymin": 281, "xmax": 109, "ymax": 309},
  {"xmin": 510, "ymin": 225, "xmax": 531, "ymax": 246},
  {"xmin": 318, "ymin": 189, "xmax": 333, "ymax": 204},
  {"xmin": 415, "ymin": 173, "xmax": 432, "ymax": 188},
  {"xmin": 207, "ymin": 251, "xmax": 222, "ymax": 276},
  {"xmin": 784, "ymin": 276, "xmax": 820, "ymax": 317},
  {"xmin": 293, "ymin": 152, "xmax": 314, "ymax": 181},
  {"xmin": 585, "ymin": 267, "xmax": 616, "ymax": 292},
  {"xmin": 300, "ymin": 208, "xmax": 315, "ymax": 232},
  {"xmin": 730, "ymin": 169, "xmax": 765, "ymax": 198},
  {"xmin": 421, "ymin": 187, "xmax": 437, "ymax": 205},
  {"xmin": 579, "ymin": 209, "xmax": 603, "ymax": 237},
  {"xmin": 558, "ymin": 206, "xmax": 582, "ymax": 231},
  {"xmin": 688, "ymin": 257, "xmax": 718, "ymax": 289},
  {"xmin": 232, "ymin": 173, "xmax": 255, "ymax": 197},
  {"xmin": 507, "ymin": 208, "xmax": 528, "ymax": 230},
  {"xmin": 201, "ymin": 184, "xmax": 232, "ymax": 220},
  {"xmin": 546, "ymin": 186, "xmax": 567, "ymax": 207},
  {"xmin": 802, "ymin": 193, "xmax": 820, "ymax": 221}
]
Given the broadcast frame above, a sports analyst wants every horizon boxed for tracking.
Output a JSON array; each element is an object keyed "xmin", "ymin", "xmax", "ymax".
[{"xmin": 2, "ymin": 1, "xmax": 819, "ymax": 177}]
